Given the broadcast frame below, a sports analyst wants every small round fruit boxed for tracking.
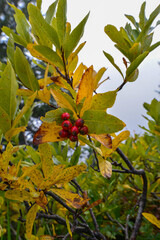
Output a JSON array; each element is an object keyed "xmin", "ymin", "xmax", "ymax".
[
  {"xmin": 71, "ymin": 126, "xmax": 79, "ymax": 136},
  {"xmin": 62, "ymin": 120, "xmax": 72, "ymax": 130},
  {"xmin": 69, "ymin": 135, "xmax": 78, "ymax": 142},
  {"xmin": 75, "ymin": 118, "xmax": 84, "ymax": 128},
  {"xmin": 79, "ymin": 125, "xmax": 88, "ymax": 135},
  {"xmin": 61, "ymin": 112, "xmax": 70, "ymax": 120},
  {"xmin": 59, "ymin": 129, "xmax": 69, "ymax": 138}
]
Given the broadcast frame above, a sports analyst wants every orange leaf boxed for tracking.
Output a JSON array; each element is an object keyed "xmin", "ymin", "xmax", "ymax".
[
  {"xmin": 33, "ymin": 122, "xmax": 62, "ymax": 145},
  {"xmin": 91, "ymin": 134, "xmax": 112, "ymax": 149},
  {"xmin": 33, "ymin": 191, "xmax": 48, "ymax": 209},
  {"xmin": 83, "ymin": 199, "xmax": 103, "ymax": 212}
]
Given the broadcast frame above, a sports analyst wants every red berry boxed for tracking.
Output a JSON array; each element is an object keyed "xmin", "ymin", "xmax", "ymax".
[
  {"xmin": 75, "ymin": 118, "xmax": 84, "ymax": 128},
  {"xmin": 61, "ymin": 112, "xmax": 70, "ymax": 120},
  {"xmin": 59, "ymin": 129, "xmax": 69, "ymax": 138},
  {"xmin": 71, "ymin": 126, "xmax": 79, "ymax": 136},
  {"xmin": 62, "ymin": 120, "xmax": 72, "ymax": 130},
  {"xmin": 69, "ymin": 135, "xmax": 78, "ymax": 142},
  {"xmin": 79, "ymin": 125, "xmax": 88, "ymax": 135}
]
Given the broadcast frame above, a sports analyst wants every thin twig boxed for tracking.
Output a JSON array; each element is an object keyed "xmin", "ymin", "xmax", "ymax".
[{"xmin": 106, "ymin": 212, "xmax": 125, "ymax": 232}]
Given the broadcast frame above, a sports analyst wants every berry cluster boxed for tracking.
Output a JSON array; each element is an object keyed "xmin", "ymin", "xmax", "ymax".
[{"xmin": 59, "ymin": 112, "xmax": 88, "ymax": 142}]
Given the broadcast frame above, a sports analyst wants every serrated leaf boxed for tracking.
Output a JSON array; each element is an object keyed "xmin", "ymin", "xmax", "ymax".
[
  {"xmin": 5, "ymin": 190, "xmax": 33, "ymax": 202},
  {"xmin": 82, "ymin": 110, "xmax": 125, "ymax": 134},
  {"xmin": 2, "ymin": 27, "xmax": 27, "ymax": 47},
  {"xmin": 28, "ymin": 3, "xmax": 60, "ymax": 50},
  {"xmin": 139, "ymin": 2, "xmax": 147, "ymax": 30},
  {"xmin": 45, "ymin": 0, "xmax": 58, "ymax": 24},
  {"xmin": 103, "ymin": 51, "xmax": 124, "ymax": 79},
  {"xmin": 33, "ymin": 122, "xmax": 62, "ymax": 145},
  {"xmin": 98, "ymin": 155, "xmax": 112, "ymax": 179},
  {"xmin": 64, "ymin": 12, "xmax": 89, "ymax": 59},
  {"xmin": 142, "ymin": 213, "xmax": 160, "ymax": 228},
  {"xmin": 52, "ymin": 188, "xmax": 88, "ymax": 210},
  {"xmin": 90, "ymin": 91, "xmax": 117, "ymax": 111},
  {"xmin": 26, "ymin": 204, "xmax": 39, "ymax": 239},
  {"xmin": 126, "ymin": 51, "xmax": 149, "ymax": 80},
  {"xmin": 33, "ymin": 45, "xmax": 64, "ymax": 70},
  {"xmin": 39, "ymin": 143, "xmax": 54, "ymax": 179},
  {"xmin": 14, "ymin": 47, "xmax": 39, "ymax": 91},
  {"xmin": 56, "ymin": 0, "xmax": 67, "ymax": 44},
  {"xmin": 8, "ymin": 3, "xmax": 32, "ymax": 44},
  {"xmin": 51, "ymin": 164, "xmax": 87, "ymax": 185}
]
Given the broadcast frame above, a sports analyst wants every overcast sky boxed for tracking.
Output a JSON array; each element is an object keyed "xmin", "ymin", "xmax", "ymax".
[{"xmin": 42, "ymin": 0, "xmax": 160, "ymax": 135}]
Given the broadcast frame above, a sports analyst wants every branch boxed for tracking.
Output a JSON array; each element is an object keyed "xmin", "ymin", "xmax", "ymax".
[{"xmin": 106, "ymin": 212, "xmax": 125, "ymax": 232}]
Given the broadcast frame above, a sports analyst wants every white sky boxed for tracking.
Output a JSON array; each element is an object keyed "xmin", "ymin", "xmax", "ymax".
[{"xmin": 42, "ymin": 0, "xmax": 160, "ymax": 135}]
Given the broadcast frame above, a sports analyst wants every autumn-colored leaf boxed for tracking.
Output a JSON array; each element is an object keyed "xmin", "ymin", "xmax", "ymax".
[
  {"xmin": 33, "ymin": 191, "xmax": 48, "ymax": 209},
  {"xmin": 0, "ymin": 142, "xmax": 16, "ymax": 173},
  {"xmin": 5, "ymin": 189, "xmax": 34, "ymax": 202},
  {"xmin": 93, "ymin": 67, "xmax": 107, "ymax": 90},
  {"xmin": 91, "ymin": 134, "xmax": 112, "ymax": 149},
  {"xmin": 76, "ymin": 66, "xmax": 95, "ymax": 116},
  {"xmin": 37, "ymin": 89, "xmax": 51, "ymax": 105},
  {"xmin": 5, "ymin": 126, "xmax": 26, "ymax": 141},
  {"xmin": 142, "ymin": 212, "xmax": 160, "ymax": 228},
  {"xmin": 33, "ymin": 122, "xmax": 62, "ymax": 145},
  {"xmin": 83, "ymin": 199, "xmax": 103, "ymax": 212},
  {"xmin": 38, "ymin": 143, "xmax": 54, "ymax": 179},
  {"xmin": 98, "ymin": 155, "xmax": 112, "ymax": 178},
  {"xmin": 73, "ymin": 63, "xmax": 86, "ymax": 89},
  {"xmin": 27, "ymin": 168, "xmax": 44, "ymax": 188},
  {"xmin": 66, "ymin": 215, "xmax": 72, "ymax": 237},
  {"xmin": 39, "ymin": 236, "xmax": 54, "ymax": 240},
  {"xmin": 52, "ymin": 188, "xmax": 88, "ymax": 209},
  {"xmin": 26, "ymin": 204, "xmax": 39, "ymax": 239}
]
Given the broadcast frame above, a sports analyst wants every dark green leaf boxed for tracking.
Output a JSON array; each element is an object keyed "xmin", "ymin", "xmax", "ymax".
[
  {"xmin": 64, "ymin": 12, "xmax": 89, "ymax": 59},
  {"xmin": 103, "ymin": 51, "xmax": 124, "ymax": 79},
  {"xmin": 70, "ymin": 146, "xmax": 81, "ymax": 166},
  {"xmin": 82, "ymin": 110, "xmax": 125, "ymax": 134},
  {"xmin": 14, "ymin": 47, "xmax": 39, "ymax": 91},
  {"xmin": 45, "ymin": 0, "xmax": 58, "ymax": 24},
  {"xmin": 56, "ymin": 0, "xmax": 67, "ymax": 44}
]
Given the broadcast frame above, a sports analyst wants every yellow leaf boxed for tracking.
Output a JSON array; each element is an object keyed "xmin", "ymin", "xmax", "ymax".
[
  {"xmin": 50, "ymin": 89, "xmax": 77, "ymax": 117},
  {"xmin": 28, "ymin": 168, "xmax": 44, "ymax": 188},
  {"xmin": 26, "ymin": 204, "xmax": 39, "ymax": 239},
  {"xmin": 98, "ymin": 155, "xmax": 112, "ymax": 179},
  {"xmin": 101, "ymin": 130, "xmax": 130, "ymax": 158},
  {"xmin": 5, "ymin": 126, "xmax": 26, "ymax": 141},
  {"xmin": 38, "ymin": 143, "xmax": 54, "ymax": 179},
  {"xmin": 0, "ymin": 225, "xmax": 6, "ymax": 237},
  {"xmin": 33, "ymin": 191, "xmax": 48, "ymax": 209},
  {"xmin": 38, "ymin": 77, "xmax": 53, "ymax": 89},
  {"xmin": 76, "ymin": 66, "xmax": 95, "ymax": 116},
  {"xmin": 66, "ymin": 215, "xmax": 72, "ymax": 237},
  {"xmin": 33, "ymin": 122, "xmax": 62, "ymax": 145},
  {"xmin": 91, "ymin": 134, "xmax": 112, "ymax": 149},
  {"xmin": 16, "ymin": 89, "xmax": 33, "ymax": 97},
  {"xmin": 52, "ymin": 164, "xmax": 87, "ymax": 185},
  {"xmin": 37, "ymin": 88, "xmax": 51, "ymax": 105},
  {"xmin": 39, "ymin": 236, "xmax": 54, "ymax": 240},
  {"xmin": 5, "ymin": 189, "xmax": 33, "ymax": 202},
  {"xmin": 52, "ymin": 188, "xmax": 88, "ymax": 209},
  {"xmin": 73, "ymin": 63, "xmax": 86, "ymax": 89},
  {"xmin": 142, "ymin": 213, "xmax": 160, "ymax": 228},
  {"xmin": 94, "ymin": 67, "xmax": 107, "ymax": 90},
  {"xmin": 0, "ymin": 142, "xmax": 14, "ymax": 173},
  {"xmin": 123, "ymin": 184, "xmax": 138, "ymax": 192}
]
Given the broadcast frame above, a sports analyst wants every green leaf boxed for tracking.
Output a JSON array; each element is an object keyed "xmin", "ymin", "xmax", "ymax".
[
  {"xmin": 27, "ymin": 3, "xmax": 60, "ymax": 50},
  {"xmin": 0, "ymin": 61, "xmax": 18, "ymax": 133},
  {"xmin": 56, "ymin": 0, "xmax": 67, "ymax": 45},
  {"xmin": 139, "ymin": 2, "xmax": 147, "ymax": 30},
  {"xmin": 136, "ymin": 4, "xmax": 160, "ymax": 42},
  {"xmin": 2, "ymin": 27, "xmax": 27, "ymax": 47},
  {"xmin": 104, "ymin": 25, "xmax": 130, "ymax": 52},
  {"xmin": 26, "ymin": 146, "xmax": 41, "ymax": 164},
  {"xmin": 103, "ymin": 51, "xmax": 124, "ymax": 79},
  {"xmin": 45, "ymin": 0, "xmax": 58, "ymax": 24},
  {"xmin": 41, "ymin": 108, "xmax": 74, "ymax": 124},
  {"xmin": 148, "ymin": 41, "xmax": 160, "ymax": 53},
  {"xmin": 64, "ymin": 12, "xmax": 89, "ymax": 59},
  {"xmin": 126, "ymin": 51, "xmax": 149, "ymax": 80},
  {"xmin": 82, "ymin": 110, "xmax": 125, "ymax": 134},
  {"xmin": 127, "ymin": 69, "xmax": 139, "ymax": 82},
  {"xmin": 125, "ymin": 14, "xmax": 139, "ymax": 30},
  {"xmin": 33, "ymin": 45, "xmax": 64, "ymax": 69},
  {"xmin": 37, "ymin": 0, "xmax": 42, "ymax": 10},
  {"xmin": 14, "ymin": 47, "xmax": 39, "ymax": 91},
  {"xmin": 128, "ymin": 42, "xmax": 142, "ymax": 61},
  {"xmin": 70, "ymin": 146, "xmax": 81, "ymax": 166},
  {"xmin": 7, "ymin": 36, "xmax": 15, "ymax": 68},
  {"xmin": 90, "ymin": 91, "xmax": 117, "ymax": 111},
  {"xmin": 141, "ymin": 33, "xmax": 153, "ymax": 52},
  {"xmin": 8, "ymin": 3, "xmax": 32, "ymax": 44}
]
